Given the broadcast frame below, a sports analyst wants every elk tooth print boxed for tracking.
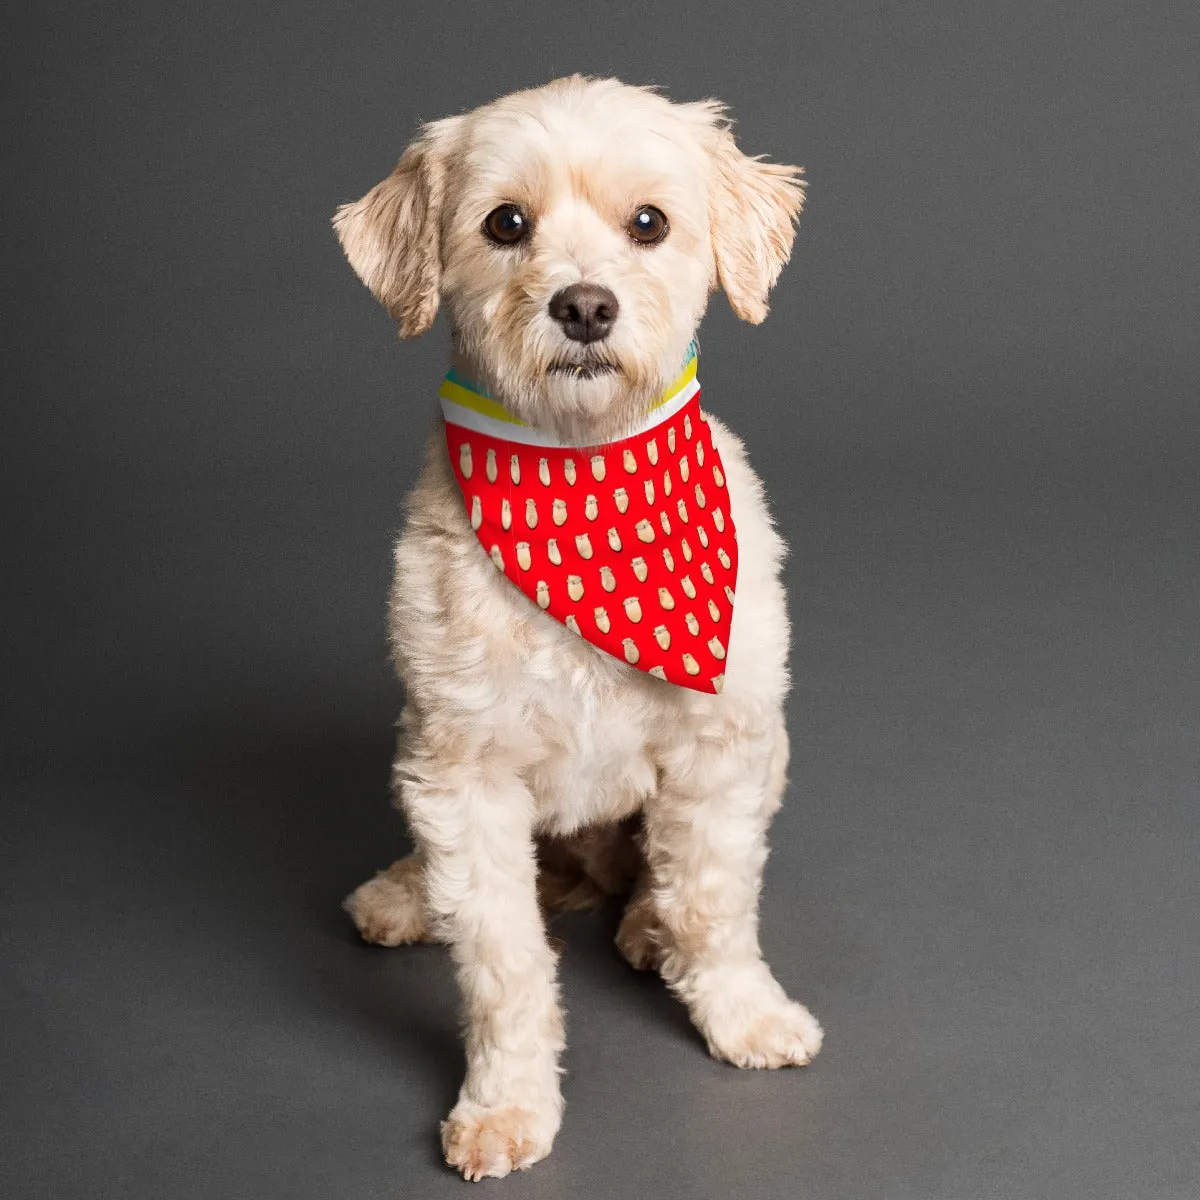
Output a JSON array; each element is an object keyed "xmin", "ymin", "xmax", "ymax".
[
  {"xmin": 500, "ymin": 498, "xmax": 512, "ymax": 530},
  {"xmin": 635, "ymin": 519, "xmax": 655, "ymax": 544},
  {"xmin": 712, "ymin": 507, "xmax": 725, "ymax": 533},
  {"xmin": 538, "ymin": 457, "xmax": 551, "ymax": 486},
  {"xmin": 657, "ymin": 586, "xmax": 675, "ymax": 611},
  {"xmin": 470, "ymin": 496, "xmax": 482, "ymax": 530},
  {"xmin": 649, "ymin": 665, "xmax": 667, "ymax": 680},
  {"xmin": 623, "ymin": 448, "xmax": 637, "ymax": 474},
  {"xmin": 667, "ymin": 427, "xmax": 676, "ymax": 453},
  {"xmin": 631, "ymin": 556, "xmax": 648, "ymax": 582},
  {"xmin": 711, "ymin": 673, "xmax": 725, "ymax": 693},
  {"xmin": 613, "ymin": 487, "xmax": 629, "ymax": 514},
  {"xmin": 681, "ymin": 575, "xmax": 697, "ymax": 599},
  {"xmin": 676, "ymin": 498, "xmax": 689, "ymax": 523},
  {"xmin": 585, "ymin": 494, "xmax": 599, "ymax": 521},
  {"xmin": 697, "ymin": 526, "xmax": 709, "ymax": 548},
  {"xmin": 623, "ymin": 596, "xmax": 643, "ymax": 623},
  {"xmin": 575, "ymin": 533, "xmax": 594, "ymax": 560},
  {"xmin": 724, "ymin": 584, "xmax": 736, "ymax": 604},
  {"xmin": 694, "ymin": 484, "xmax": 707, "ymax": 509},
  {"xmin": 717, "ymin": 547, "xmax": 732, "ymax": 570},
  {"xmin": 607, "ymin": 527, "xmax": 623, "ymax": 552},
  {"xmin": 590, "ymin": 455, "xmax": 605, "ymax": 482},
  {"xmin": 700, "ymin": 561, "xmax": 715, "ymax": 584},
  {"xmin": 567, "ymin": 574, "xmax": 585, "ymax": 602},
  {"xmin": 679, "ymin": 456, "xmax": 690, "ymax": 483},
  {"xmin": 695, "ymin": 442, "xmax": 705, "ymax": 467},
  {"xmin": 536, "ymin": 580, "xmax": 550, "ymax": 609},
  {"xmin": 525, "ymin": 498, "xmax": 539, "ymax": 529},
  {"xmin": 489, "ymin": 545, "xmax": 504, "ymax": 572},
  {"xmin": 565, "ymin": 613, "xmax": 581, "ymax": 635},
  {"xmin": 547, "ymin": 538, "xmax": 562, "ymax": 566},
  {"xmin": 564, "ymin": 458, "xmax": 577, "ymax": 485},
  {"xmin": 516, "ymin": 542, "xmax": 532, "ymax": 571},
  {"xmin": 663, "ymin": 469, "xmax": 673, "ymax": 496},
  {"xmin": 681, "ymin": 538, "xmax": 693, "ymax": 562},
  {"xmin": 600, "ymin": 566, "xmax": 616, "ymax": 592},
  {"xmin": 654, "ymin": 624, "xmax": 671, "ymax": 650},
  {"xmin": 712, "ymin": 464, "xmax": 724, "ymax": 488},
  {"xmin": 662, "ymin": 548, "xmax": 675, "ymax": 572},
  {"xmin": 685, "ymin": 611, "xmax": 700, "ymax": 635},
  {"xmin": 622, "ymin": 637, "xmax": 640, "ymax": 664},
  {"xmin": 553, "ymin": 499, "xmax": 568, "ymax": 526},
  {"xmin": 659, "ymin": 511, "xmax": 672, "ymax": 536},
  {"xmin": 707, "ymin": 597, "xmax": 720, "ymax": 621},
  {"xmin": 459, "ymin": 443, "xmax": 473, "ymax": 479},
  {"xmin": 594, "ymin": 606, "xmax": 610, "ymax": 633},
  {"xmin": 644, "ymin": 479, "xmax": 655, "ymax": 505},
  {"xmin": 682, "ymin": 653, "xmax": 700, "ymax": 676},
  {"xmin": 510, "ymin": 454, "xmax": 521, "ymax": 485},
  {"xmin": 707, "ymin": 636, "xmax": 726, "ymax": 661},
  {"xmin": 646, "ymin": 438, "xmax": 658, "ymax": 465},
  {"xmin": 683, "ymin": 414, "xmax": 693, "ymax": 440},
  {"xmin": 486, "ymin": 449, "xmax": 498, "ymax": 483}
]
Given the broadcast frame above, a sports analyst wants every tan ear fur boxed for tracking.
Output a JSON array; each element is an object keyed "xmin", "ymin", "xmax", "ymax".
[
  {"xmin": 332, "ymin": 118, "xmax": 459, "ymax": 338},
  {"xmin": 707, "ymin": 127, "xmax": 805, "ymax": 324}
]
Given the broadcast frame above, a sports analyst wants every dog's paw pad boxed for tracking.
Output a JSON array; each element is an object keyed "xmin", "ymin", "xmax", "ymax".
[
  {"xmin": 706, "ymin": 998, "xmax": 824, "ymax": 1069},
  {"xmin": 442, "ymin": 1106, "xmax": 550, "ymax": 1181}
]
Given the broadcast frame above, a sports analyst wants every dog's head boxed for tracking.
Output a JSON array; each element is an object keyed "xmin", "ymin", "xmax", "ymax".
[{"xmin": 335, "ymin": 76, "xmax": 804, "ymax": 440}]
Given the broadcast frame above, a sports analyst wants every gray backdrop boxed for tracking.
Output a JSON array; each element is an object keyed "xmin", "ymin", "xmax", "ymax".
[{"xmin": 4, "ymin": 2, "xmax": 1198, "ymax": 1198}]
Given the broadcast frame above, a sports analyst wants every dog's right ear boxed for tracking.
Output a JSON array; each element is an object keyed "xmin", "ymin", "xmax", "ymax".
[{"xmin": 332, "ymin": 117, "xmax": 460, "ymax": 338}]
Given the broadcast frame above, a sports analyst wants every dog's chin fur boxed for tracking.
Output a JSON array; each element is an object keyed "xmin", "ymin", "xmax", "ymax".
[
  {"xmin": 452, "ymin": 337, "xmax": 681, "ymax": 444},
  {"xmin": 522, "ymin": 372, "xmax": 648, "ymax": 446},
  {"xmin": 334, "ymin": 74, "xmax": 818, "ymax": 1183}
]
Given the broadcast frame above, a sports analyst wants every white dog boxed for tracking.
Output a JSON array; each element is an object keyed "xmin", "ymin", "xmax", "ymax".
[{"xmin": 335, "ymin": 75, "xmax": 822, "ymax": 1181}]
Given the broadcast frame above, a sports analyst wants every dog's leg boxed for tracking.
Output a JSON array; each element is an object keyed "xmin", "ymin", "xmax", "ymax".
[
  {"xmin": 403, "ymin": 759, "xmax": 563, "ymax": 1180},
  {"xmin": 644, "ymin": 719, "xmax": 824, "ymax": 1068},
  {"xmin": 538, "ymin": 817, "xmax": 643, "ymax": 913},
  {"xmin": 343, "ymin": 851, "xmax": 440, "ymax": 947},
  {"xmin": 615, "ymin": 869, "xmax": 664, "ymax": 971}
]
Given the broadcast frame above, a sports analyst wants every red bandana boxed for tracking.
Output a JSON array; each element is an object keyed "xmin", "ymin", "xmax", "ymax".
[{"xmin": 441, "ymin": 350, "xmax": 736, "ymax": 692}]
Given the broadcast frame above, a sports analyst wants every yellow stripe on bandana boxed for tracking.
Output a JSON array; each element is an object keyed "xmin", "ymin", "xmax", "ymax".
[{"xmin": 439, "ymin": 344, "xmax": 698, "ymax": 428}]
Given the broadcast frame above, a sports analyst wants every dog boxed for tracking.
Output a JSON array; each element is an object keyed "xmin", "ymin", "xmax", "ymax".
[{"xmin": 334, "ymin": 75, "xmax": 821, "ymax": 1181}]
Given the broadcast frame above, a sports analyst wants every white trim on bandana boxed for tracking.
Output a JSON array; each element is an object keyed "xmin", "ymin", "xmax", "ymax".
[{"xmin": 438, "ymin": 343, "xmax": 699, "ymax": 449}]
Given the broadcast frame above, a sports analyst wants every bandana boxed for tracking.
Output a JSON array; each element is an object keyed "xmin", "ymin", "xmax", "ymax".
[{"xmin": 441, "ymin": 344, "xmax": 736, "ymax": 693}]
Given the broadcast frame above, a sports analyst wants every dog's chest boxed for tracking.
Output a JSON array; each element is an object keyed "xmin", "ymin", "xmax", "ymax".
[{"xmin": 521, "ymin": 674, "xmax": 659, "ymax": 836}]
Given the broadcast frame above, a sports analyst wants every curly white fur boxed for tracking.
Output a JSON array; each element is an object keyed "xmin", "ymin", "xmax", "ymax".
[{"xmin": 335, "ymin": 75, "xmax": 821, "ymax": 1182}]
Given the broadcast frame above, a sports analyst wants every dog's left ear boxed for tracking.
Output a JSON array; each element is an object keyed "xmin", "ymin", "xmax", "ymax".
[
  {"xmin": 332, "ymin": 117, "xmax": 460, "ymax": 338},
  {"xmin": 703, "ymin": 121, "xmax": 805, "ymax": 324}
]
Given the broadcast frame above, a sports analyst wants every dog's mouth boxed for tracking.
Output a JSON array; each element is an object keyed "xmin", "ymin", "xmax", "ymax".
[{"xmin": 547, "ymin": 359, "xmax": 621, "ymax": 380}]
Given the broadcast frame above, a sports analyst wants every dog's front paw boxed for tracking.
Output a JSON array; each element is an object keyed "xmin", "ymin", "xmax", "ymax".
[
  {"xmin": 343, "ymin": 856, "xmax": 435, "ymax": 947},
  {"xmin": 441, "ymin": 1103, "xmax": 556, "ymax": 1181},
  {"xmin": 703, "ymin": 994, "xmax": 824, "ymax": 1069}
]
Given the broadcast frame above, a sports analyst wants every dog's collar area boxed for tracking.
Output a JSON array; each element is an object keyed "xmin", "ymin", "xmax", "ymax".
[
  {"xmin": 440, "ymin": 352, "xmax": 737, "ymax": 694},
  {"xmin": 439, "ymin": 341, "xmax": 699, "ymax": 450}
]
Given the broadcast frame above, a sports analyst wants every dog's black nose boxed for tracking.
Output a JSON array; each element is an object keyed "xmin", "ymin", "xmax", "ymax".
[{"xmin": 548, "ymin": 283, "xmax": 619, "ymax": 344}]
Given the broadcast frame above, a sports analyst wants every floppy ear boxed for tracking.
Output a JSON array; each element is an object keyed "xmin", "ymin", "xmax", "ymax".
[
  {"xmin": 332, "ymin": 117, "xmax": 459, "ymax": 338},
  {"xmin": 706, "ymin": 124, "xmax": 805, "ymax": 324}
]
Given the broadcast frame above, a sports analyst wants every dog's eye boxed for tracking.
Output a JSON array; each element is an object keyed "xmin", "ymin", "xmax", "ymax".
[
  {"xmin": 628, "ymin": 206, "xmax": 668, "ymax": 245},
  {"xmin": 483, "ymin": 204, "xmax": 530, "ymax": 246}
]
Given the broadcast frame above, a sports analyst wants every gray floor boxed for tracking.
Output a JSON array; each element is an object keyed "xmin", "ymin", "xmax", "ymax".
[
  {"xmin": 5, "ymin": 449, "xmax": 1198, "ymax": 1199},
  {"xmin": 5, "ymin": 0, "xmax": 1199, "ymax": 1195}
]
